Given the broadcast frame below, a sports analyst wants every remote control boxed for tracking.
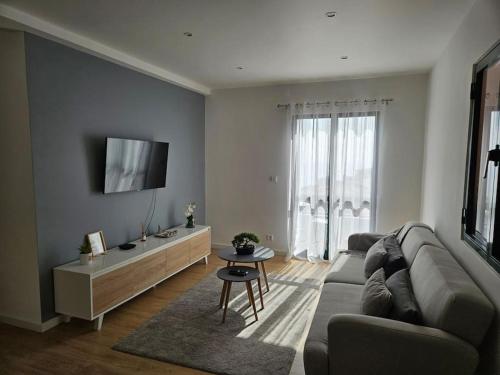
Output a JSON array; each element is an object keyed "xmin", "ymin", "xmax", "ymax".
[{"xmin": 229, "ymin": 269, "xmax": 248, "ymax": 277}]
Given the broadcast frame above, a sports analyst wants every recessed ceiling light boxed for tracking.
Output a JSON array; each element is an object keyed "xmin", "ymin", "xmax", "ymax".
[
  {"xmin": 183, "ymin": 32, "xmax": 193, "ymax": 37},
  {"xmin": 236, "ymin": 66, "xmax": 244, "ymax": 70},
  {"xmin": 325, "ymin": 11, "xmax": 337, "ymax": 18},
  {"xmin": 340, "ymin": 56, "xmax": 348, "ymax": 60}
]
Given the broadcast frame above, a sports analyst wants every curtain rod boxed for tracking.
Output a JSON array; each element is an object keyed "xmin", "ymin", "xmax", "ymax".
[{"xmin": 276, "ymin": 98, "xmax": 394, "ymax": 109}]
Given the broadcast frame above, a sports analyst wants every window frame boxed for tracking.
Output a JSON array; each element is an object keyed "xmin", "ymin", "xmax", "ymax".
[{"xmin": 462, "ymin": 39, "xmax": 500, "ymax": 273}]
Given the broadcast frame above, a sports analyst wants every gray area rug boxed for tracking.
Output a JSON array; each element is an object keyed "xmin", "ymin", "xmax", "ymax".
[{"xmin": 113, "ymin": 268, "xmax": 321, "ymax": 375}]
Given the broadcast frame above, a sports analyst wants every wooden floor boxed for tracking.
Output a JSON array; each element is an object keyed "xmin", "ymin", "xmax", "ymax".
[{"xmin": 0, "ymin": 252, "xmax": 330, "ymax": 375}]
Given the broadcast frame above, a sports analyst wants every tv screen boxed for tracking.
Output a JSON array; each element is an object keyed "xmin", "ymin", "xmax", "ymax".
[{"xmin": 104, "ymin": 138, "xmax": 169, "ymax": 193}]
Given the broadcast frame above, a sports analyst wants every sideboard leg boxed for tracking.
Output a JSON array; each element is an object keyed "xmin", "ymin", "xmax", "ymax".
[
  {"xmin": 62, "ymin": 315, "xmax": 71, "ymax": 323},
  {"xmin": 204, "ymin": 256, "xmax": 208, "ymax": 265},
  {"xmin": 93, "ymin": 315, "xmax": 104, "ymax": 331}
]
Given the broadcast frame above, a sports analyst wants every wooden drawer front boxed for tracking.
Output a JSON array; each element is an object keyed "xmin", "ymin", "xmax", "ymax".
[
  {"xmin": 190, "ymin": 231, "xmax": 211, "ymax": 261},
  {"xmin": 92, "ymin": 264, "xmax": 135, "ymax": 315},
  {"xmin": 166, "ymin": 241, "xmax": 190, "ymax": 276},
  {"xmin": 133, "ymin": 250, "xmax": 167, "ymax": 293}
]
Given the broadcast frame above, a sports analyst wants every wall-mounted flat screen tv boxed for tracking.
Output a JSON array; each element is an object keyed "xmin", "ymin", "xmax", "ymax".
[{"xmin": 104, "ymin": 137, "xmax": 169, "ymax": 193}]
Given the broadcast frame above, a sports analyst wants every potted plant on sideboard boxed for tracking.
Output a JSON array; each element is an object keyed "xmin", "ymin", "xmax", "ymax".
[
  {"xmin": 185, "ymin": 202, "xmax": 196, "ymax": 228},
  {"xmin": 232, "ymin": 232, "xmax": 260, "ymax": 255},
  {"xmin": 79, "ymin": 238, "xmax": 92, "ymax": 265}
]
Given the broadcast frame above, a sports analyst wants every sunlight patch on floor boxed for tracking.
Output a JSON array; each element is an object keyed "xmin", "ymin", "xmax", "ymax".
[{"xmin": 234, "ymin": 259, "xmax": 325, "ymax": 353}]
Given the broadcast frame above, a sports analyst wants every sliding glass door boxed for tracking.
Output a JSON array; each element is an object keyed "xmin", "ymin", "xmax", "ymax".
[{"xmin": 289, "ymin": 112, "xmax": 378, "ymax": 261}]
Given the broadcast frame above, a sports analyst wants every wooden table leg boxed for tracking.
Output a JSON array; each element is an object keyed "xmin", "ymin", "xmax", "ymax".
[
  {"xmin": 222, "ymin": 281, "xmax": 232, "ymax": 323},
  {"xmin": 219, "ymin": 280, "xmax": 227, "ymax": 308},
  {"xmin": 254, "ymin": 262, "xmax": 264, "ymax": 309},
  {"xmin": 245, "ymin": 280, "xmax": 252, "ymax": 308},
  {"xmin": 261, "ymin": 261, "xmax": 270, "ymax": 292},
  {"xmin": 246, "ymin": 281, "xmax": 258, "ymax": 321},
  {"xmin": 256, "ymin": 277, "xmax": 264, "ymax": 309}
]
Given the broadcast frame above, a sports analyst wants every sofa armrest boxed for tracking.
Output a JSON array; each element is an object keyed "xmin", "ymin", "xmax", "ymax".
[
  {"xmin": 328, "ymin": 314, "xmax": 478, "ymax": 375},
  {"xmin": 347, "ymin": 232, "xmax": 385, "ymax": 251}
]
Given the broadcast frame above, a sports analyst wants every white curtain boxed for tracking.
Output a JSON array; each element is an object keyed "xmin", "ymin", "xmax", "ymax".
[
  {"xmin": 288, "ymin": 103, "xmax": 332, "ymax": 261},
  {"xmin": 329, "ymin": 112, "xmax": 378, "ymax": 251},
  {"xmin": 288, "ymin": 102, "xmax": 380, "ymax": 261}
]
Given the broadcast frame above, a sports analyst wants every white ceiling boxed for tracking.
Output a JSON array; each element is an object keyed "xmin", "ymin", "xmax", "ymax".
[{"xmin": 0, "ymin": 0, "xmax": 475, "ymax": 93}]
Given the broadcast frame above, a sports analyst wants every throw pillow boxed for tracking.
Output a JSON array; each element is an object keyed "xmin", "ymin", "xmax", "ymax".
[
  {"xmin": 385, "ymin": 268, "xmax": 422, "ymax": 324},
  {"xmin": 383, "ymin": 235, "xmax": 407, "ymax": 278},
  {"xmin": 361, "ymin": 268, "xmax": 392, "ymax": 317},
  {"xmin": 364, "ymin": 238, "xmax": 388, "ymax": 278}
]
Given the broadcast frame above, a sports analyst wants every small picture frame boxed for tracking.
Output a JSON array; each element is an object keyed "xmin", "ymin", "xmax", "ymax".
[{"xmin": 87, "ymin": 231, "xmax": 107, "ymax": 256}]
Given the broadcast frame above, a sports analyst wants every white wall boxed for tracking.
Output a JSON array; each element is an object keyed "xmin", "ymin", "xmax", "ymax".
[
  {"xmin": 0, "ymin": 30, "xmax": 42, "ymax": 327},
  {"xmin": 420, "ymin": 0, "xmax": 500, "ymax": 373},
  {"xmin": 206, "ymin": 73, "xmax": 428, "ymax": 252}
]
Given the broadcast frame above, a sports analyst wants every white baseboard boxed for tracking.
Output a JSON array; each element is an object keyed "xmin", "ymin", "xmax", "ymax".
[
  {"xmin": 211, "ymin": 242, "xmax": 231, "ymax": 250},
  {"xmin": 0, "ymin": 313, "xmax": 63, "ymax": 332},
  {"xmin": 40, "ymin": 315, "xmax": 64, "ymax": 332},
  {"xmin": 0, "ymin": 314, "xmax": 42, "ymax": 332}
]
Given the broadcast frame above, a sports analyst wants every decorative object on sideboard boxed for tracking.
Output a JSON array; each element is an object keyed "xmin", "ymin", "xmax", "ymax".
[
  {"xmin": 141, "ymin": 223, "xmax": 147, "ymax": 241},
  {"xmin": 79, "ymin": 237, "xmax": 93, "ymax": 265},
  {"xmin": 232, "ymin": 232, "xmax": 260, "ymax": 255},
  {"xmin": 119, "ymin": 243, "xmax": 136, "ymax": 250},
  {"xmin": 185, "ymin": 202, "xmax": 196, "ymax": 228},
  {"xmin": 155, "ymin": 225, "xmax": 178, "ymax": 239},
  {"xmin": 87, "ymin": 230, "xmax": 107, "ymax": 256}
]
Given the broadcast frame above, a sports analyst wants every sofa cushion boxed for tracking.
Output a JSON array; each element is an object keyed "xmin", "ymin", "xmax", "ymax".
[
  {"xmin": 348, "ymin": 232, "xmax": 386, "ymax": 252},
  {"xmin": 307, "ymin": 282, "xmax": 364, "ymax": 344},
  {"xmin": 386, "ymin": 268, "xmax": 421, "ymax": 324},
  {"xmin": 364, "ymin": 238, "xmax": 388, "ymax": 278},
  {"xmin": 410, "ymin": 245, "xmax": 494, "ymax": 347},
  {"xmin": 396, "ymin": 221, "xmax": 433, "ymax": 243},
  {"xmin": 361, "ymin": 268, "xmax": 392, "ymax": 317},
  {"xmin": 401, "ymin": 226, "xmax": 445, "ymax": 266},
  {"xmin": 324, "ymin": 251, "xmax": 366, "ymax": 285},
  {"xmin": 383, "ymin": 235, "xmax": 407, "ymax": 278},
  {"xmin": 304, "ymin": 282, "xmax": 363, "ymax": 375}
]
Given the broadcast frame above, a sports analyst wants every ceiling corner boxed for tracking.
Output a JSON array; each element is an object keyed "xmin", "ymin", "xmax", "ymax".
[{"xmin": 0, "ymin": 3, "xmax": 211, "ymax": 95}]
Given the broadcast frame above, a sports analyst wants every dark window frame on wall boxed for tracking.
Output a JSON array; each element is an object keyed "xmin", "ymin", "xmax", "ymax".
[{"xmin": 463, "ymin": 39, "xmax": 500, "ymax": 273}]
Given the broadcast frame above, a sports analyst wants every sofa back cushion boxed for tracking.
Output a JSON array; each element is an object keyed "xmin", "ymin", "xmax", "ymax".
[
  {"xmin": 386, "ymin": 268, "xmax": 421, "ymax": 324},
  {"xmin": 382, "ymin": 235, "xmax": 407, "ymax": 278},
  {"xmin": 396, "ymin": 221, "xmax": 433, "ymax": 243},
  {"xmin": 361, "ymin": 268, "xmax": 392, "ymax": 317},
  {"xmin": 364, "ymin": 238, "xmax": 387, "ymax": 278},
  {"xmin": 400, "ymin": 226, "xmax": 444, "ymax": 266},
  {"xmin": 410, "ymin": 245, "xmax": 494, "ymax": 347}
]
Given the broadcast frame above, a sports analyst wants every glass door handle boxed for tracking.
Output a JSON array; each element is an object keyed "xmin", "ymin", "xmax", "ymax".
[{"xmin": 483, "ymin": 145, "xmax": 500, "ymax": 178}]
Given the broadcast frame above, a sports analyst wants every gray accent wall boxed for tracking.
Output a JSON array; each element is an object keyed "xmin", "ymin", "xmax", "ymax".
[{"xmin": 24, "ymin": 34, "xmax": 205, "ymax": 321}]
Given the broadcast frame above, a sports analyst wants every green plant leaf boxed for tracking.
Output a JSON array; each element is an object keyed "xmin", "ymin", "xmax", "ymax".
[{"xmin": 232, "ymin": 232, "xmax": 260, "ymax": 248}]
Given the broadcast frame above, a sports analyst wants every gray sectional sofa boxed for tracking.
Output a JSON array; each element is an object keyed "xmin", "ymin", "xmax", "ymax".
[{"xmin": 304, "ymin": 222, "xmax": 494, "ymax": 375}]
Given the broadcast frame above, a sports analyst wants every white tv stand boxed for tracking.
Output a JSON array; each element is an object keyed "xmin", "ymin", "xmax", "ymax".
[{"xmin": 53, "ymin": 225, "xmax": 210, "ymax": 330}]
